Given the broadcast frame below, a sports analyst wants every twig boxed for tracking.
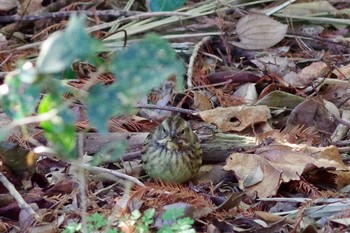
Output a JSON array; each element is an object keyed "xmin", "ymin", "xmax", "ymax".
[
  {"xmin": 136, "ymin": 104, "xmax": 197, "ymax": 115},
  {"xmin": 0, "ymin": 172, "xmax": 40, "ymax": 220},
  {"xmin": 333, "ymin": 140, "xmax": 350, "ymax": 147},
  {"xmin": 77, "ymin": 163, "xmax": 145, "ymax": 187},
  {"xmin": 122, "ymin": 151, "xmax": 141, "ymax": 161},
  {"xmin": 0, "ymin": 0, "xmax": 73, "ymax": 36},
  {"xmin": 0, "ymin": 10, "xmax": 191, "ymax": 23},
  {"xmin": 184, "ymin": 79, "xmax": 233, "ymax": 91},
  {"xmin": 76, "ymin": 134, "xmax": 88, "ymax": 233}
]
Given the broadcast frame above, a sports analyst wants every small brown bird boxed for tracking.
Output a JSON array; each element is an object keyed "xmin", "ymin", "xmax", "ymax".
[{"xmin": 141, "ymin": 116, "xmax": 202, "ymax": 183}]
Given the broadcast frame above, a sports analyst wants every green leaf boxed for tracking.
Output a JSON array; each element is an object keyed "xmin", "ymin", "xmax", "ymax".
[
  {"xmin": 106, "ymin": 229, "xmax": 119, "ymax": 233},
  {"xmin": 88, "ymin": 213, "xmax": 107, "ymax": 229},
  {"xmin": 162, "ymin": 207, "xmax": 185, "ymax": 221},
  {"xmin": 0, "ymin": 64, "xmax": 42, "ymax": 119},
  {"xmin": 63, "ymin": 223, "xmax": 81, "ymax": 233},
  {"xmin": 87, "ymin": 34, "xmax": 184, "ymax": 133},
  {"xmin": 37, "ymin": 15, "xmax": 103, "ymax": 74},
  {"xmin": 86, "ymin": 83, "xmax": 126, "ymax": 134},
  {"xmin": 149, "ymin": 0, "xmax": 186, "ymax": 12},
  {"xmin": 142, "ymin": 208, "xmax": 156, "ymax": 225},
  {"xmin": 131, "ymin": 210, "xmax": 142, "ymax": 221},
  {"xmin": 38, "ymin": 94, "xmax": 76, "ymax": 159},
  {"xmin": 171, "ymin": 217, "xmax": 195, "ymax": 232},
  {"xmin": 90, "ymin": 140, "xmax": 128, "ymax": 166},
  {"xmin": 111, "ymin": 34, "xmax": 184, "ymax": 103}
]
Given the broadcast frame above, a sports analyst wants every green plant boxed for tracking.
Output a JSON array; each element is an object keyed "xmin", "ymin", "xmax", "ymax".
[
  {"xmin": 119, "ymin": 208, "xmax": 156, "ymax": 232},
  {"xmin": 63, "ymin": 212, "xmax": 118, "ymax": 233},
  {"xmin": 158, "ymin": 207, "xmax": 195, "ymax": 233},
  {"xmin": 0, "ymin": 14, "xmax": 184, "ymax": 161},
  {"xmin": 1, "ymin": 13, "xmax": 192, "ymax": 233},
  {"xmin": 64, "ymin": 208, "xmax": 195, "ymax": 233}
]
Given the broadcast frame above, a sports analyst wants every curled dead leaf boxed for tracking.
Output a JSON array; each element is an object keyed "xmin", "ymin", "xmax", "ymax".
[
  {"xmin": 286, "ymin": 97, "xmax": 338, "ymax": 136},
  {"xmin": 224, "ymin": 143, "xmax": 347, "ymax": 198}
]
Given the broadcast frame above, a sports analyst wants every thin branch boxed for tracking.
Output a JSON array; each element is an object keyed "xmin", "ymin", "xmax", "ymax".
[
  {"xmin": 136, "ymin": 104, "xmax": 197, "ymax": 115},
  {"xmin": 0, "ymin": 172, "xmax": 40, "ymax": 220},
  {"xmin": 122, "ymin": 151, "xmax": 141, "ymax": 161},
  {"xmin": 77, "ymin": 163, "xmax": 145, "ymax": 187},
  {"xmin": 76, "ymin": 134, "xmax": 88, "ymax": 233},
  {"xmin": 0, "ymin": 109, "xmax": 58, "ymax": 137}
]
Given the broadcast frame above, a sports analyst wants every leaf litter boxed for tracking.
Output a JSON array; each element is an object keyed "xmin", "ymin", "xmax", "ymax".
[{"xmin": 1, "ymin": 0, "xmax": 350, "ymax": 232}]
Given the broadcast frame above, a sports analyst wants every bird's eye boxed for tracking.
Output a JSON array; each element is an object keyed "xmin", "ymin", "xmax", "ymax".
[{"xmin": 180, "ymin": 129, "xmax": 185, "ymax": 135}]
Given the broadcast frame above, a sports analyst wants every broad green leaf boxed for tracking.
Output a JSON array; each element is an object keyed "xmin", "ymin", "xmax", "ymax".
[
  {"xmin": 38, "ymin": 94, "xmax": 76, "ymax": 159},
  {"xmin": 0, "ymin": 64, "xmax": 41, "ymax": 119},
  {"xmin": 148, "ymin": 0, "xmax": 186, "ymax": 12},
  {"xmin": 89, "ymin": 140, "xmax": 128, "ymax": 165},
  {"xmin": 37, "ymin": 15, "xmax": 103, "ymax": 74},
  {"xmin": 87, "ymin": 34, "xmax": 184, "ymax": 133},
  {"xmin": 111, "ymin": 34, "xmax": 184, "ymax": 99},
  {"xmin": 87, "ymin": 83, "xmax": 122, "ymax": 133}
]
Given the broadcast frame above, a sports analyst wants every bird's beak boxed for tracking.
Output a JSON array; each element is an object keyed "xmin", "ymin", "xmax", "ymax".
[{"xmin": 169, "ymin": 130, "xmax": 176, "ymax": 139}]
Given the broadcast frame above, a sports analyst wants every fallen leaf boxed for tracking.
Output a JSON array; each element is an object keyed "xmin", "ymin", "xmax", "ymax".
[
  {"xmin": 232, "ymin": 83, "xmax": 257, "ymax": 104},
  {"xmin": 333, "ymin": 63, "xmax": 350, "ymax": 80},
  {"xmin": 215, "ymin": 192, "xmax": 246, "ymax": 211},
  {"xmin": 0, "ymin": 0, "xmax": 17, "ymax": 11},
  {"xmin": 251, "ymin": 56, "xmax": 293, "ymax": 76},
  {"xmin": 224, "ymin": 152, "xmax": 282, "ymax": 198},
  {"xmin": 255, "ymin": 90, "xmax": 304, "ymax": 109},
  {"xmin": 243, "ymin": 164, "xmax": 264, "ymax": 188},
  {"xmin": 17, "ymin": 0, "xmax": 43, "ymax": 15},
  {"xmin": 192, "ymin": 91, "xmax": 213, "ymax": 111},
  {"xmin": 195, "ymin": 164, "xmax": 232, "ymax": 184},
  {"xmin": 199, "ymin": 105, "xmax": 271, "ymax": 132},
  {"xmin": 286, "ymin": 97, "xmax": 338, "ymax": 135},
  {"xmin": 224, "ymin": 143, "xmax": 347, "ymax": 198},
  {"xmin": 231, "ymin": 14, "xmax": 288, "ymax": 50},
  {"xmin": 281, "ymin": 1, "xmax": 337, "ymax": 15},
  {"xmin": 298, "ymin": 61, "xmax": 329, "ymax": 86}
]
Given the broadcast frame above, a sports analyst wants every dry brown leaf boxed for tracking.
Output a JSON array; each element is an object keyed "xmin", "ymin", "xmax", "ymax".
[
  {"xmin": 286, "ymin": 97, "xmax": 338, "ymax": 135},
  {"xmin": 251, "ymin": 56, "xmax": 293, "ymax": 76},
  {"xmin": 298, "ymin": 61, "xmax": 329, "ymax": 86},
  {"xmin": 192, "ymin": 91, "xmax": 213, "ymax": 111},
  {"xmin": 231, "ymin": 14, "xmax": 288, "ymax": 50},
  {"xmin": 0, "ymin": 0, "xmax": 17, "ymax": 11},
  {"xmin": 18, "ymin": 0, "xmax": 43, "ymax": 15},
  {"xmin": 232, "ymin": 83, "xmax": 257, "ymax": 104},
  {"xmin": 333, "ymin": 63, "xmax": 350, "ymax": 80},
  {"xmin": 224, "ymin": 153, "xmax": 281, "ymax": 198},
  {"xmin": 254, "ymin": 211, "xmax": 292, "ymax": 224},
  {"xmin": 195, "ymin": 165, "xmax": 227, "ymax": 184},
  {"xmin": 0, "ymin": 33, "xmax": 7, "ymax": 50},
  {"xmin": 199, "ymin": 105, "xmax": 271, "ymax": 132},
  {"xmin": 224, "ymin": 144, "xmax": 348, "ymax": 198},
  {"xmin": 282, "ymin": 1, "xmax": 337, "ymax": 15}
]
